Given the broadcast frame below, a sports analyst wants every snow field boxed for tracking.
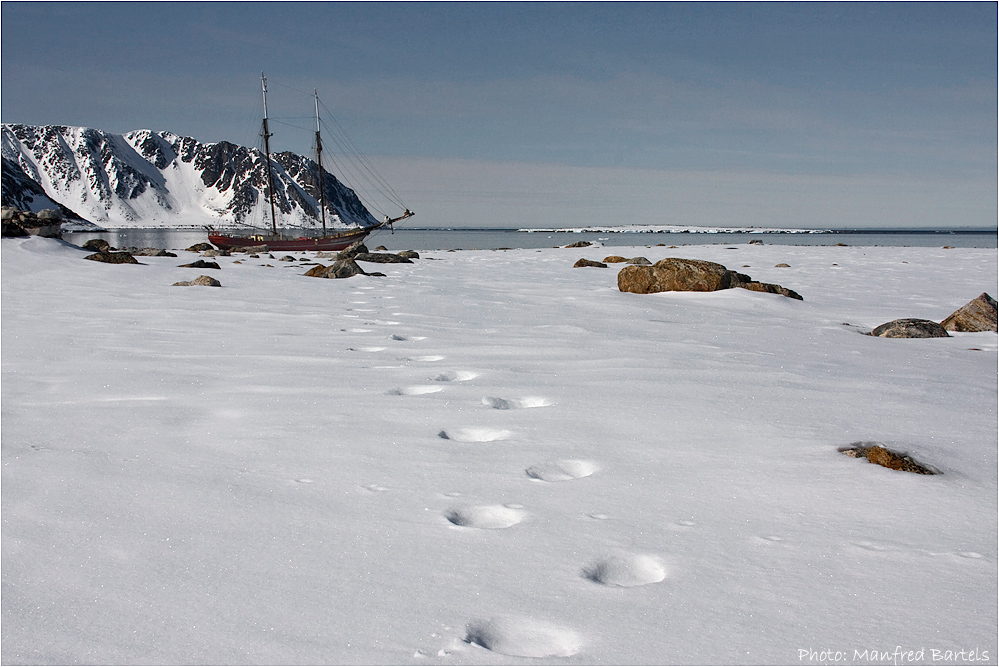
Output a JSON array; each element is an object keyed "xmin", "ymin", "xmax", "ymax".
[{"xmin": 2, "ymin": 237, "xmax": 996, "ymax": 664}]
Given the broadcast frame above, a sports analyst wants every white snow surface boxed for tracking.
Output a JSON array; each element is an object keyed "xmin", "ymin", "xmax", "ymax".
[
  {"xmin": 522, "ymin": 225, "xmax": 830, "ymax": 234},
  {"xmin": 2, "ymin": 237, "xmax": 996, "ymax": 665}
]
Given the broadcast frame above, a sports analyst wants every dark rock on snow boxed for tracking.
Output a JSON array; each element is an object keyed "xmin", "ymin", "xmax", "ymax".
[
  {"xmin": 738, "ymin": 281, "xmax": 803, "ymax": 301},
  {"xmin": 84, "ymin": 251, "xmax": 139, "ymax": 264},
  {"xmin": 573, "ymin": 258, "xmax": 608, "ymax": 268},
  {"xmin": 840, "ymin": 442, "xmax": 936, "ymax": 475},
  {"xmin": 617, "ymin": 257, "xmax": 802, "ymax": 300},
  {"xmin": 940, "ymin": 293, "xmax": 998, "ymax": 332},
  {"xmin": 353, "ymin": 252, "xmax": 413, "ymax": 264},
  {"xmin": 303, "ymin": 258, "xmax": 367, "ymax": 279},
  {"xmin": 618, "ymin": 258, "xmax": 749, "ymax": 293},
  {"xmin": 179, "ymin": 259, "xmax": 221, "ymax": 270},
  {"xmin": 870, "ymin": 319, "xmax": 950, "ymax": 338},
  {"xmin": 186, "ymin": 243, "xmax": 215, "ymax": 252},
  {"xmin": 337, "ymin": 241, "xmax": 368, "ymax": 259},
  {"xmin": 82, "ymin": 238, "xmax": 111, "ymax": 252},
  {"xmin": 173, "ymin": 275, "xmax": 221, "ymax": 287},
  {"xmin": 564, "ymin": 240, "xmax": 592, "ymax": 248}
]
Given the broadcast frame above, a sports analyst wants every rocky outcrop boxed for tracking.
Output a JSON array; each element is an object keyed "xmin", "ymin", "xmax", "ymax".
[
  {"xmin": 603, "ymin": 255, "xmax": 628, "ymax": 263},
  {"xmin": 353, "ymin": 252, "xmax": 413, "ymax": 264},
  {"xmin": 337, "ymin": 241, "xmax": 368, "ymax": 259},
  {"xmin": 940, "ymin": 293, "xmax": 998, "ymax": 332},
  {"xmin": 186, "ymin": 243, "xmax": 214, "ymax": 252},
  {"xmin": 619, "ymin": 258, "xmax": 748, "ymax": 293},
  {"xmin": 84, "ymin": 250, "xmax": 139, "ymax": 264},
  {"xmin": 126, "ymin": 247, "xmax": 177, "ymax": 257},
  {"xmin": 303, "ymin": 258, "xmax": 366, "ymax": 279},
  {"xmin": 574, "ymin": 258, "xmax": 607, "ymax": 268},
  {"xmin": 1, "ymin": 207, "xmax": 63, "ymax": 238},
  {"xmin": 618, "ymin": 257, "xmax": 802, "ymax": 300},
  {"xmin": 82, "ymin": 239, "xmax": 111, "ymax": 252},
  {"xmin": 870, "ymin": 319, "xmax": 950, "ymax": 338},
  {"xmin": 841, "ymin": 442, "xmax": 935, "ymax": 475},
  {"xmin": 179, "ymin": 259, "xmax": 221, "ymax": 270},
  {"xmin": 737, "ymin": 281, "xmax": 803, "ymax": 301},
  {"xmin": 564, "ymin": 241, "xmax": 592, "ymax": 248},
  {"xmin": 173, "ymin": 275, "xmax": 221, "ymax": 287}
]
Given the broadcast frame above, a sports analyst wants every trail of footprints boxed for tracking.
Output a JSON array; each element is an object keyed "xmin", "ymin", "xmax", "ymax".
[{"xmin": 351, "ymin": 309, "xmax": 666, "ymax": 660}]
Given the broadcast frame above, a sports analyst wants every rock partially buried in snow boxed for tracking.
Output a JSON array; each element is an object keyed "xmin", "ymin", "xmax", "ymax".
[
  {"xmin": 525, "ymin": 459, "xmax": 597, "ymax": 482},
  {"xmin": 840, "ymin": 442, "xmax": 936, "ymax": 474},
  {"xmin": 940, "ymin": 293, "xmax": 998, "ymax": 332},
  {"xmin": 84, "ymin": 251, "xmax": 139, "ymax": 264},
  {"xmin": 870, "ymin": 318, "xmax": 950, "ymax": 338},
  {"xmin": 173, "ymin": 275, "xmax": 221, "ymax": 287},
  {"xmin": 738, "ymin": 281, "xmax": 803, "ymax": 300},
  {"xmin": 438, "ymin": 427, "xmax": 512, "ymax": 442},
  {"xmin": 465, "ymin": 617, "xmax": 582, "ymax": 657},
  {"xmin": 612, "ymin": 257, "xmax": 803, "ymax": 300},
  {"xmin": 573, "ymin": 258, "xmax": 607, "ymax": 268},
  {"xmin": 178, "ymin": 259, "xmax": 221, "ymax": 270},
  {"xmin": 353, "ymin": 252, "xmax": 414, "ymax": 264},
  {"xmin": 303, "ymin": 258, "xmax": 366, "ymax": 279},
  {"xmin": 584, "ymin": 553, "xmax": 666, "ymax": 587},
  {"xmin": 445, "ymin": 504, "xmax": 525, "ymax": 529},
  {"xmin": 81, "ymin": 239, "xmax": 111, "ymax": 252},
  {"xmin": 618, "ymin": 257, "xmax": 749, "ymax": 294}
]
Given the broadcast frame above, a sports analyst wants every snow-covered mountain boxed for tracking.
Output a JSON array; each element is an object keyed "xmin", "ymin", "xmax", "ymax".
[{"xmin": 1, "ymin": 124, "xmax": 379, "ymax": 230}]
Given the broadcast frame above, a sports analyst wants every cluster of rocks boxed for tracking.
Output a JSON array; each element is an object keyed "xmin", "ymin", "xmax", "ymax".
[
  {"xmin": 79, "ymin": 238, "xmax": 178, "ymax": 264},
  {"xmin": 610, "ymin": 257, "xmax": 803, "ymax": 300},
  {"xmin": 302, "ymin": 242, "xmax": 420, "ymax": 280},
  {"xmin": 840, "ymin": 442, "xmax": 936, "ymax": 475},
  {"xmin": 1, "ymin": 207, "xmax": 63, "ymax": 238},
  {"xmin": 573, "ymin": 255, "xmax": 653, "ymax": 269},
  {"xmin": 870, "ymin": 293, "xmax": 997, "ymax": 338}
]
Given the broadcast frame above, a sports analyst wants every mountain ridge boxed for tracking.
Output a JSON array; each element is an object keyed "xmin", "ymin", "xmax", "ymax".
[{"xmin": 1, "ymin": 123, "xmax": 379, "ymax": 231}]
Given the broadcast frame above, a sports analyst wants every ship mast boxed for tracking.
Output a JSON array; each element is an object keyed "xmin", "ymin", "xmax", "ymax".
[
  {"xmin": 314, "ymin": 89, "xmax": 327, "ymax": 236},
  {"xmin": 260, "ymin": 72, "xmax": 277, "ymax": 236}
]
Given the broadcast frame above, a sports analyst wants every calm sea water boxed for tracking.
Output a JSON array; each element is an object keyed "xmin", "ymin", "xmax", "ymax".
[{"xmin": 64, "ymin": 227, "xmax": 997, "ymax": 252}]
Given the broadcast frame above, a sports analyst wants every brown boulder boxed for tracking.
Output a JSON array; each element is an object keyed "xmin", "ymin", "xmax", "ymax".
[
  {"xmin": 841, "ymin": 442, "xmax": 935, "ymax": 475},
  {"xmin": 304, "ymin": 258, "xmax": 366, "ymax": 279},
  {"xmin": 82, "ymin": 238, "xmax": 111, "ymax": 252},
  {"xmin": 185, "ymin": 243, "xmax": 214, "ymax": 252},
  {"xmin": 303, "ymin": 264, "xmax": 329, "ymax": 277},
  {"xmin": 618, "ymin": 258, "xmax": 748, "ymax": 294},
  {"xmin": 870, "ymin": 318, "xmax": 950, "ymax": 338},
  {"xmin": 337, "ymin": 241, "xmax": 368, "ymax": 259},
  {"xmin": 940, "ymin": 293, "xmax": 998, "ymax": 332},
  {"xmin": 738, "ymin": 281, "xmax": 803, "ymax": 301},
  {"xmin": 173, "ymin": 275, "xmax": 221, "ymax": 287},
  {"xmin": 573, "ymin": 258, "xmax": 607, "ymax": 268},
  {"xmin": 603, "ymin": 255, "xmax": 628, "ymax": 263},
  {"xmin": 564, "ymin": 240, "xmax": 592, "ymax": 248},
  {"xmin": 84, "ymin": 251, "xmax": 139, "ymax": 264}
]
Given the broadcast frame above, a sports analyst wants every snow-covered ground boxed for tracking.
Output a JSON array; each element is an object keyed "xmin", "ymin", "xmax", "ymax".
[
  {"xmin": 521, "ymin": 225, "xmax": 829, "ymax": 234},
  {"xmin": 2, "ymin": 236, "xmax": 996, "ymax": 665}
]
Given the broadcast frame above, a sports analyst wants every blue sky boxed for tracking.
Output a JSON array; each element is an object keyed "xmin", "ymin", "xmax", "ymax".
[{"xmin": 2, "ymin": 2, "xmax": 995, "ymax": 228}]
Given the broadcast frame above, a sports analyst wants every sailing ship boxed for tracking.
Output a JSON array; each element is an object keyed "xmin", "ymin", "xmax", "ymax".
[{"xmin": 208, "ymin": 74, "xmax": 413, "ymax": 251}]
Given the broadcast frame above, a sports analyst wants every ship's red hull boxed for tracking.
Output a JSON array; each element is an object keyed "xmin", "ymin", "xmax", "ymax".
[{"xmin": 208, "ymin": 229, "xmax": 369, "ymax": 252}]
